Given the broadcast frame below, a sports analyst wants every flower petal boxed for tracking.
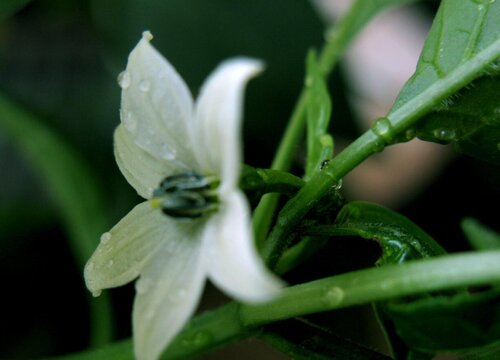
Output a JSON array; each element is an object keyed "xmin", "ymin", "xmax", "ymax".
[
  {"xmin": 133, "ymin": 224, "xmax": 206, "ymax": 360},
  {"xmin": 120, "ymin": 31, "xmax": 199, "ymax": 172},
  {"xmin": 114, "ymin": 125, "xmax": 187, "ymax": 199},
  {"xmin": 84, "ymin": 201, "xmax": 168, "ymax": 296},
  {"xmin": 205, "ymin": 191, "xmax": 283, "ymax": 302},
  {"xmin": 193, "ymin": 58, "xmax": 262, "ymax": 189}
]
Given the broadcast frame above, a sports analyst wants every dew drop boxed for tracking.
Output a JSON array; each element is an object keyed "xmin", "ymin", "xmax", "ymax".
[
  {"xmin": 121, "ymin": 110, "xmax": 137, "ymax": 133},
  {"xmin": 139, "ymin": 80, "xmax": 151, "ymax": 92},
  {"xmin": 92, "ymin": 289, "xmax": 102, "ymax": 297},
  {"xmin": 100, "ymin": 232, "xmax": 112, "ymax": 244},
  {"xmin": 192, "ymin": 331, "xmax": 214, "ymax": 347},
  {"xmin": 433, "ymin": 128, "xmax": 456, "ymax": 142},
  {"xmin": 135, "ymin": 278, "xmax": 152, "ymax": 294},
  {"xmin": 371, "ymin": 117, "xmax": 393, "ymax": 142},
  {"xmin": 160, "ymin": 144, "xmax": 177, "ymax": 160},
  {"xmin": 117, "ymin": 71, "xmax": 131, "ymax": 89},
  {"xmin": 169, "ymin": 288, "xmax": 187, "ymax": 303},
  {"xmin": 405, "ymin": 128, "xmax": 416, "ymax": 141},
  {"xmin": 304, "ymin": 75, "xmax": 314, "ymax": 87},
  {"xmin": 86, "ymin": 261, "xmax": 95, "ymax": 271},
  {"xmin": 107, "ymin": 259, "xmax": 114, "ymax": 268},
  {"xmin": 332, "ymin": 178, "xmax": 343, "ymax": 191},
  {"xmin": 323, "ymin": 287, "xmax": 344, "ymax": 306}
]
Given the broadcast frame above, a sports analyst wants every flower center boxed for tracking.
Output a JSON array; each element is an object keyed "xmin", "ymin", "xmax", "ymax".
[{"xmin": 151, "ymin": 172, "xmax": 219, "ymax": 219}]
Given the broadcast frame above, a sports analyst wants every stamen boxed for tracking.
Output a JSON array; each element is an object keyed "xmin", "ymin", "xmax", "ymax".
[{"xmin": 151, "ymin": 172, "xmax": 219, "ymax": 219}]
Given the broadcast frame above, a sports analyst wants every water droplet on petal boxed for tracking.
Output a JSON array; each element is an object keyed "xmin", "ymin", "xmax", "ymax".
[
  {"xmin": 100, "ymin": 232, "xmax": 112, "ymax": 244},
  {"xmin": 160, "ymin": 144, "xmax": 177, "ymax": 160},
  {"xmin": 169, "ymin": 288, "xmax": 187, "ymax": 303},
  {"xmin": 107, "ymin": 260, "xmax": 114, "ymax": 268},
  {"xmin": 322, "ymin": 286, "xmax": 344, "ymax": 306},
  {"xmin": 139, "ymin": 80, "xmax": 151, "ymax": 92},
  {"xmin": 92, "ymin": 289, "xmax": 102, "ymax": 297},
  {"xmin": 117, "ymin": 71, "xmax": 131, "ymax": 89},
  {"xmin": 121, "ymin": 110, "xmax": 137, "ymax": 133},
  {"xmin": 135, "ymin": 278, "xmax": 152, "ymax": 294},
  {"xmin": 86, "ymin": 261, "xmax": 95, "ymax": 271},
  {"xmin": 371, "ymin": 117, "xmax": 393, "ymax": 143}
]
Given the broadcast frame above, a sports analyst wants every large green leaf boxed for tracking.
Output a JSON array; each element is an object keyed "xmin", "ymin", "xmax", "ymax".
[
  {"xmin": 384, "ymin": 0, "xmax": 500, "ymax": 147},
  {"xmin": 304, "ymin": 201, "xmax": 446, "ymax": 265},
  {"xmin": 383, "ymin": 287, "xmax": 500, "ymax": 354},
  {"xmin": 414, "ymin": 76, "xmax": 500, "ymax": 163}
]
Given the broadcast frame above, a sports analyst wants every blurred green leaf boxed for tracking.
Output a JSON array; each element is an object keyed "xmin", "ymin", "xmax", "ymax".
[
  {"xmin": 384, "ymin": 287, "xmax": 500, "ymax": 354},
  {"xmin": 0, "ymin": 94, "xmax": 113, "ymax": 345},
  {"xmin": 462, "ymin": 217, "xmax": 500, "ymax": 250},
  {"xmin": 305, "ymin": 51, "xmax": 333, "ymax": 181},
  {"xmin": 414, "ymin": 76, "xmax": 500, "ymax": 163},
  {"xmin": 0, "ymin": 0, "xmax": 31, "ymax": 22},
  {"xmin": 0, "ymin": 94, "xmax": 107, "ymax": 266},
  {"xmin": 261, "ymin": 318, "xmax": 391, "ymax": 360}
]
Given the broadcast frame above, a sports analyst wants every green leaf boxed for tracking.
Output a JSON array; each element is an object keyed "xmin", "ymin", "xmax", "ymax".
[
  {"xmin": 414, "ymin": 76, "xmax": 500, "ymax": 163},
  {"xmin": 0, "ymin": 94, "xmax": 113, "ymax": 346},
  {"xmin": 304, "ymin": 201, "xmax": 446, "ymax": 265},
  {"xmin": 305, "ymin": 51, "xmax": 334, "ymax": 181},
  {"xmin": 383, "ymin": 287, "xmax": 500, "ymax": 354},
  {"xmin": 384, "ymin": 0, "xmax": 500, "ymax": 144},
  {"xmin": 261, "ymin": 318, "xmax": 391, "ymax": 360},
  {"xmin": 461, "ymin": 217, "xmax": 500, "ymax": 250},
  {"xmin": 0, "ymin": 0, "xmax": 32, "ymax": 22}
]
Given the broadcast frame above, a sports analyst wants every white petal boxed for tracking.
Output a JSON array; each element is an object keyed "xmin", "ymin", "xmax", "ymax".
[
  {"xmin": 133, "ymin": 223, "xmax": 207, "ymax": 360},
  {"xmin": 205, "ymin": 191, "xmax": 283, "ymax": 303},
  {"xmin": 120, "ymin": 32, "xmax": 199, "ymax": 171},
  {"xmin": 84, "ymin": 201, "xmax": 167, "ymax": 296},
  {"xmin": 114, "ymin": 125, "xmax": 188, "ymax": 199},
  {"xmin": 193, "ymin": 58, "xmax": 262, "ymax": 189}
]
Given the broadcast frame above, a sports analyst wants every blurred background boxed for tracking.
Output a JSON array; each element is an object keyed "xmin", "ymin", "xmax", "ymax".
[{"xmin": 0, "ymin": 0, "xmax": 498, "ymax": 358}]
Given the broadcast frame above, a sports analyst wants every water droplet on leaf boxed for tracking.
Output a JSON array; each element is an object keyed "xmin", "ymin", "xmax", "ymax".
[
  {"xmin": 192, "ymin": 331, "xmax": 214, "ymax": 347},
  {"xmin": 433, "ymin": 128, "xmax": 456, "ymax": 142},
  {"xmin": 117, "ymin": 71, "xmax": 131, "ymax": 89}
]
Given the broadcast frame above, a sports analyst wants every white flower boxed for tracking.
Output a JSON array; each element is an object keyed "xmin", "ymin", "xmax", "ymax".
[{"xmin": 84, "ymin": 31, "xmax": 282, "ymax": 360}]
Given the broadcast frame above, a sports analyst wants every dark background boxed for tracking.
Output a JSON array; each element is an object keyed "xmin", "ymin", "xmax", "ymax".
[{"xmin": 1, "ymin": 0, "xmax": 498, "ymax": 358}]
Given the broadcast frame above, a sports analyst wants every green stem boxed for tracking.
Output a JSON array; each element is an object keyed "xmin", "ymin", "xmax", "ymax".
[
  {"xmin": 252, "ymin": 0, "xmax": 388, "ymax": 247},
  {"xmin": 54, "ymin": 251, "xmax": 500, "ymax": 360},
  {"xmin": 240, "ymin": 166, "xmax": 304, "ymax": 197},
  {"xmin": 263, "ymin": 38, "xmax": 500, "ymax": 268}
]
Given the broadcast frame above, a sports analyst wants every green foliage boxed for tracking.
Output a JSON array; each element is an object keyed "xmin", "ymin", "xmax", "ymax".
[
  {"xmin": 0, "ymin": 0, "xmax": 31, "ymax": 22},
  {"xmin": 415, "ymin": 76, "xmax": 500, "ymax": 163},
  {"xmin": 462, "ymin": 217, "xmax": 500, "ymax": 250}
]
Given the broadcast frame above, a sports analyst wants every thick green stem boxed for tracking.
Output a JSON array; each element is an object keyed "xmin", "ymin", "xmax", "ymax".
[{"xmin": 54, "ymin": 251, "xmax": 500, "ymax": 360}]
